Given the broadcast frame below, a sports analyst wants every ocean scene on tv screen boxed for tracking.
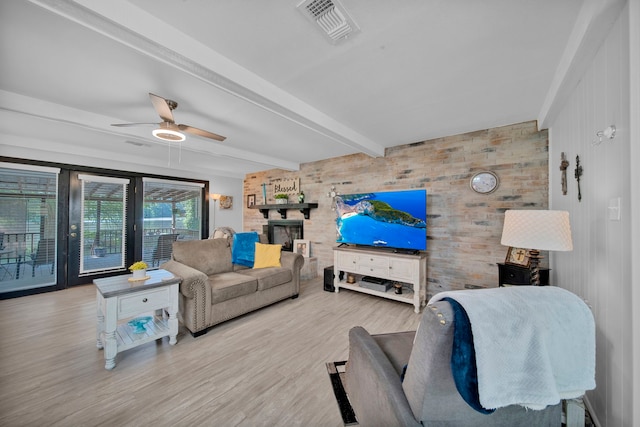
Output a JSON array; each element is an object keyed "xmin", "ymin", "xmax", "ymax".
[{"xmin": 335, "ymin": 189, "xmax": 427, "ymax": 251}]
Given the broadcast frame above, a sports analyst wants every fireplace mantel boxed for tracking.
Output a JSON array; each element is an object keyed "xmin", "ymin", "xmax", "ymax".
[{"xmin": 251, "ymin": 203, "xmax": 318, "ymax": 219}]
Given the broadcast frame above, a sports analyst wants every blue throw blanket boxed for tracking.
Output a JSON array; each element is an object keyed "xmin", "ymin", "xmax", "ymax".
[
  {"xmin": 443, "ymin": 297, "xmax": 494, "ymax": 414},
  {"xmin": 232, "ymin": 232, "xmax": 259, "ymax": 267}
]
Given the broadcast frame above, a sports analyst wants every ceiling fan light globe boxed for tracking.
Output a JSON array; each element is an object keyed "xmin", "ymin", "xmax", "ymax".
[{"xmin": 152, "ymin": 128, "xmax": 186, "ymax": 142}]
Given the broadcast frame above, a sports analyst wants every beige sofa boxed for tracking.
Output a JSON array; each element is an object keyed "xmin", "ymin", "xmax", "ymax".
[{"xmin": 161, "ymin": 236, "xmax": 304, "ymax": 336}]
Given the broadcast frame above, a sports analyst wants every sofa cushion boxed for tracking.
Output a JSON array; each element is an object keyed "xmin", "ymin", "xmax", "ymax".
[
  {"xmin": 238, "ymin": 267, "xmax": 292, "ymax": 291},
  {"xmin": 172, "ymin": 238, "xmax": 232, "ymax": 276},
  {"xmin": 232, "ymin": 232, "xmax": 260, "ymax": 267},
  {"xmin": 208, "ymin": 272, "xmax": 258, "ymax": 304},
  {"xmin": 253, "ymin": 243, "xmax": 282, "ymax": 268}
]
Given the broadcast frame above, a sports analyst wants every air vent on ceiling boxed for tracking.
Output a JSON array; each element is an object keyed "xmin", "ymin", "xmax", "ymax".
[
  {"xmin": 124, "ymin": 140, "xmax": 151, "ymax": 147},
  {"xmin": 297, "ymin": 0, "xmax": 360, "ymax": 44}
]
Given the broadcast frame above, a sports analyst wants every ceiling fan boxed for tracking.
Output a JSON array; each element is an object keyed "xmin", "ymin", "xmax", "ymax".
[{"xmin": 111, "ymin": 93, "xmax": 226, "ymax": 142}]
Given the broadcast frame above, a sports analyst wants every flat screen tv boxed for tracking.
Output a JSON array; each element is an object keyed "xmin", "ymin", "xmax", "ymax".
[{"xmin": 335, "ymin": 189, "xmax": 427, "ymax": 252}]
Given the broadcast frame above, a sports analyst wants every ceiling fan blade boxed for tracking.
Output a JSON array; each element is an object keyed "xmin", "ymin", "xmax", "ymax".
[
  {"xmin": 178, "ymin": 124, "xmax": 226, "ymax": 141},
  {"xmin": 111, "ymin": 122, "xmax": 159, "ymax": 127},
  {"xmin": 149, "ymin": 93, "xmax": 175, "ymax": 123}
]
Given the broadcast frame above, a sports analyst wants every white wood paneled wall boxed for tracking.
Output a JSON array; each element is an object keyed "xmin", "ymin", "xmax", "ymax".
[{"xmin": 548, "ymin": 3, "xmax": 634, "ymax": 426}]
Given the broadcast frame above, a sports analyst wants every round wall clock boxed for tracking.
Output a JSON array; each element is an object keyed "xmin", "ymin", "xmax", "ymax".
[{"xmin": 470, "ymin": 171, "xmax": 499, "ymax": 194}]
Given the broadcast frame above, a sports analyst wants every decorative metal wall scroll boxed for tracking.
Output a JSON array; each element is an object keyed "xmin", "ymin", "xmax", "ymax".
[
  {"xmin": 574, "ymin": 155, "xmax": 583, "ymax": 202},
  {"xmin": 560, "ymin": 152, "xmax": 569, "ymax": 195}
]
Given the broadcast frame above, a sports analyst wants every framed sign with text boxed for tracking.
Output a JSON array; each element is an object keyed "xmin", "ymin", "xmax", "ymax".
[{"xmin": 272, "ymin": 178, "xmax": 300, "ymax": 198}]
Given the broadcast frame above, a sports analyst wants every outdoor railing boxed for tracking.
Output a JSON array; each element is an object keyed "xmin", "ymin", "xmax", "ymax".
[
  {"xmin": 2, "ymin": 232, "xmax": 41, "ymax": 258},
  {"xmin": 3, "ymin": 228, "xmax": 200, "ymax": 258}
]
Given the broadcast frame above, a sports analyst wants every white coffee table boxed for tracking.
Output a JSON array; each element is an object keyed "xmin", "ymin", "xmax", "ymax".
[{"xmin": 95, "ymin": 269, "xmax": 180, "ymax": 370}]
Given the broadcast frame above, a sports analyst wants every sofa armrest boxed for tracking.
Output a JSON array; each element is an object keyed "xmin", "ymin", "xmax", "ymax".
[
  {"xmin": 160, "ymin": 259, "xmax": 208, "ymax": 299},
  {"xmin": 345, "ymin": 326, "xmax": 421, "ymax": 427},
  {"xmin": 280, "ymin": 251, "xmax": 304, "ymax": 273}
]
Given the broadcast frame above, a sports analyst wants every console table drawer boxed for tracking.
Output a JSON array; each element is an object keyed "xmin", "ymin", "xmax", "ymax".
[
  {"xmin": 118, "ymin": 288, "xmax": 171, "ymax": 317},
  {"xmin": 358, "ymin": 264, "xmax": 388, "ymax": 277},
  {"xmin": 357, "ymin": 254, "xmax": 388, "ymax": 276},
  {"xmin": 358, "ymin": 254, "xmax": 388, "ymax": 267},
  {"xmin": 336, "ymin": 253, "xmax": 389, "ymax": 276}
]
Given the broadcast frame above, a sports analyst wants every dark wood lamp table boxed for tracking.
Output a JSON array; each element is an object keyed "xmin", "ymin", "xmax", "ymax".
[{"xmin": 497, "ymin": 263, "xmax": 550, "ymax": 287}]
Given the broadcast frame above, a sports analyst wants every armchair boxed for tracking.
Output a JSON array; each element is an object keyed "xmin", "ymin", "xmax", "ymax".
[{"xmin": 344, "ymin": 286, "xmax": 594, "ymax": 426}]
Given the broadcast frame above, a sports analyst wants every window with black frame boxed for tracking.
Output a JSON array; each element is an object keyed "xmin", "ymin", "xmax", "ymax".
[
  {"xmin": 141, "ymin": 178, "xmax": 203, "ymax": 268},
  {"xmin": 0, "ymin": 163, "xmax": 59, "ymax": 294}
]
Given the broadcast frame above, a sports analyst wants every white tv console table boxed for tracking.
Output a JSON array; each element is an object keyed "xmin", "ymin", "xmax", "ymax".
[{"xmin": 333, "ymin": 246, "xmax": 427, "ymax": 313}]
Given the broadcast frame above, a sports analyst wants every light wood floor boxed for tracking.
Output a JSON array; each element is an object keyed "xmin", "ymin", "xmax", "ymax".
[{"xmin": 0, "ymin": 277, "xmax": 422, "ymax": 426}]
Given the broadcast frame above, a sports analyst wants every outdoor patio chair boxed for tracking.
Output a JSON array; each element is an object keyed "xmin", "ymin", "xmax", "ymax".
[
  {"xmin": 25, "ymin": 238, "xmax": 56, "ymax": 277},
  {"xmin": 151, "ymin": 233, "xmax": 179, "ymax": 266}
]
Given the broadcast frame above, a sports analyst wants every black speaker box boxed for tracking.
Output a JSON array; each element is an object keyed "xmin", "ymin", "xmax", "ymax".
[{"xmin": 324, "ymin": 266, "xmax": 335, "ymax": 292}]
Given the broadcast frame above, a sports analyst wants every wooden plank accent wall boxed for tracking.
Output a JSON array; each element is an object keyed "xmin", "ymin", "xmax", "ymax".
[{"xmin": 243, "ymin": 120, "xmax": 548, "ymax": 298}]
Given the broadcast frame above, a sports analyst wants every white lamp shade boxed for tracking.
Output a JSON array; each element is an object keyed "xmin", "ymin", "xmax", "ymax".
[{"xmin": 501, "ymin": 210, "xmax": 573, "ymax": 251}]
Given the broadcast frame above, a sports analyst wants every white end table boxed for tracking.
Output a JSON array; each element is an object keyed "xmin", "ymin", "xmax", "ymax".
[{"xmin": 95, "ymin": 269, "xmax": 180, "ymax": 370}]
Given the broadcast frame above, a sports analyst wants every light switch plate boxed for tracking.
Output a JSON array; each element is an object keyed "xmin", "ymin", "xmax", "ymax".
[{"xmin": 608, "ymin": 197, "xmax": 621, "ymax": 221}]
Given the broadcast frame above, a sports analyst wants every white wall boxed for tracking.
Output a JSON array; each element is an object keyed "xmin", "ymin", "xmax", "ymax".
[
  {"xmin": 629, "ymin": 1, "xmax": 640, "ymax": 424},
  {"xmin": 209, "ymin": 175, "xmax": 243, "ymax": 236},
  {"xmin": 548, "ymin": 3, "xmax": 636, "ymax": 425}
]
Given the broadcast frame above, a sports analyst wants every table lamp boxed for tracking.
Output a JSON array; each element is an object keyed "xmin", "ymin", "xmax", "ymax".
[{"xmin": 501, "ymin": 210, "xmax": 573, "ymax": 285}]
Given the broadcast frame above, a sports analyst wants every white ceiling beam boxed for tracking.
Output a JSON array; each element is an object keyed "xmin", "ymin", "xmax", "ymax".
[{"xmin": 538, "ymin": 0, "xmax": 627, "ymax": 129}]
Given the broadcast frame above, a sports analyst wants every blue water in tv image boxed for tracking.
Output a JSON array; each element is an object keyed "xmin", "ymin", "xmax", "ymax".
[{"xmin": 336, "ymin": 189, "xmax": 427, "ymax": 251}]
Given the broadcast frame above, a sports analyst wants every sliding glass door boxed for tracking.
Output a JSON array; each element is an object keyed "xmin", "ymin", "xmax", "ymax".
[
  {"xmin": 1, "ymin": 160, "xmax": 208, "ymax": 296},
  {"xmin": 78, "ymin": 174, "xmax": 129, "ymax": 275},
  {"xmin": 66, "ymin": 172, "xmax": 134, "ymax": 285},
  {"xmin": 0, "ymin": 163, "xmax": 60, "ymax": 294}
]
